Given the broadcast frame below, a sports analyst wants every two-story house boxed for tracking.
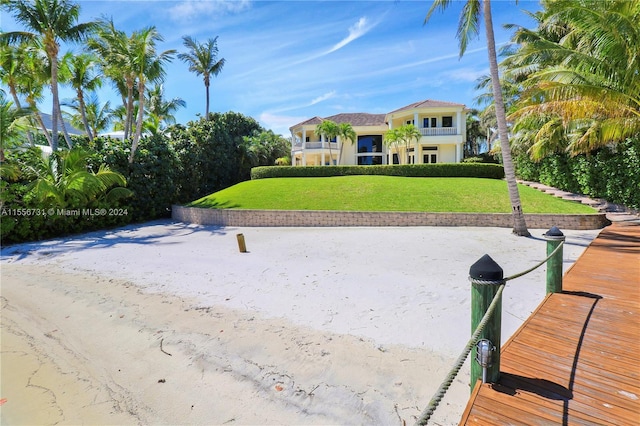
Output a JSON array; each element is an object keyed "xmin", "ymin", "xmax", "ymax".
[{"xmin": 290, "ymin": 99, "xmax": 467, "ymax": 166}]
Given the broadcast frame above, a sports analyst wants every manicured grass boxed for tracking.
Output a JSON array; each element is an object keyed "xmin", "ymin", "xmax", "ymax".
[{"xmin": 188, "ymin": 176, "xmax": 597, "ymax": 214}]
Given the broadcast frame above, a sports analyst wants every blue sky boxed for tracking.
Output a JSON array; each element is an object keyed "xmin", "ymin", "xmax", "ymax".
[{"xmin": 1, "ymin": 0, "xmax": 541, "ymax": 136}]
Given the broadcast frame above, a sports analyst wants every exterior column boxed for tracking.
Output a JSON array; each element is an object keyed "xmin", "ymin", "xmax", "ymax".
[
  {"xmin": 321, "ymin": 135, "xmax": 325, "ymax": 166},
  {"xmin": 413, "ymin": 112, "xmax": 419, "ymax": 126},
  {"xmin": 302, "ymin": 129, "xmax": 307, "ymax": 166},
  {"xmin": 457, "ymin": 110, "xmax": 463, "ymax": 136},
  {"xmin": 456, "ymin": 143, "xmax": 460, "ymax": 163}
]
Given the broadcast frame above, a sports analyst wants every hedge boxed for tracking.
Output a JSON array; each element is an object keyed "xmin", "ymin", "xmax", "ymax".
[
  {"xmin": 251, "ymin": 163, "xmax": 505, "ymax": 180},
  {"xmin": 515, "ymin": 137, "xmax": 640, "ymax": 209}
]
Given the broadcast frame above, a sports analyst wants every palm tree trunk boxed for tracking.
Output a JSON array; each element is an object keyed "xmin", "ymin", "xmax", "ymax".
[
  {"xmin": 205, "ymin": 80, "xmax": 210, "ymax": 118},
  {"xmin": 129, "ymin": 79, "xmax": 145, "ymax": 163},
  {"xmin": 483, "ymin": 0, "xmax": 530, "ymax": 236},
  {"xmin": 77, "ymin": 90, "xmax": 93, "ymax": 141},
  {"xmin": 125, "ymin": 82, "xmax": 135, "ymax": 140},
  {"xmin": 50, "ymin": 55, "xmax": 60, "ymax": 151}
]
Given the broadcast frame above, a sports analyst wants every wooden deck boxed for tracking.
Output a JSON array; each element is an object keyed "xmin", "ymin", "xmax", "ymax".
[{"xmin": 460, "ymin": 222, "xmax": 640, "ymax": 425}]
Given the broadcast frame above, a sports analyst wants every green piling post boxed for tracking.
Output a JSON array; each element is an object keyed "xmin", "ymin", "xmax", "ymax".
[
  {"xmin": 543, "ymin": 226, "xmax": 565, "ymax": 294},
  {"xmin": 469, "ymin": 254, "xmax": 504, "ymax": 390}
]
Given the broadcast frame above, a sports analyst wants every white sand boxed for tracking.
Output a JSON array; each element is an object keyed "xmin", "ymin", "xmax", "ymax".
[{"xmin": 0, "ymin": 221, "xmax": 600, "ymax": 425}]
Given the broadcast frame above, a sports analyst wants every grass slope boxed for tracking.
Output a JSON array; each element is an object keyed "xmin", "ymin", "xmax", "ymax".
[{"xmin": 189, "ymin": 176, "xmax": 597, "ymax": 214}]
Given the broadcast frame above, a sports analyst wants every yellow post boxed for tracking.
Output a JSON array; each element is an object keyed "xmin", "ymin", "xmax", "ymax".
[{"xmin": 236, "ymin": 233, "xmax": 247, "ymax": 253}]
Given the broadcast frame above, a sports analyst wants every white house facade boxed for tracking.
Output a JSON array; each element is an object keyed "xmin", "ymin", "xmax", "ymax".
[{"xmin": 290, "ymin": 99, "xmax": 467, "ymax": 166}]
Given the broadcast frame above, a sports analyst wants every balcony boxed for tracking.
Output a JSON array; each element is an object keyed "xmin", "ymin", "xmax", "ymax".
[
  {"xmin": 303, "ymin": 141, "xmax": 338, "ymax": 150},
  {"xmin": 419, "ymin": 127, "xmax": 458, "ymax": 136}
]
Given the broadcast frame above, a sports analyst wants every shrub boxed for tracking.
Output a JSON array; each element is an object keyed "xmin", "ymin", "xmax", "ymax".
[
  {"xmin": 251, "ymin": 163, "xmax": 505, "ymax": 179},
  {"xmin": 515, "ymin": 137, "xmax": 640, "ymax": 209}
]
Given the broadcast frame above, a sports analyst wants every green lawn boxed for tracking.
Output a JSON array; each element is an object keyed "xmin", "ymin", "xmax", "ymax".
[{"xmin": 188, "ymin": 176, "xmax": 597, "ymax": 214}]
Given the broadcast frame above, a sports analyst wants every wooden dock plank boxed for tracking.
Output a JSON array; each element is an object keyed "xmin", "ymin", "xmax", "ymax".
[{"xmin": 460, "ymin": 223, "xmax": 640, "ymax": 425}]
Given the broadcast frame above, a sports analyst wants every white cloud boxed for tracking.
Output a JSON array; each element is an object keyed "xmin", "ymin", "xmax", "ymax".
[
  {"xmin": 309, "ymin": 91, "xmax": 336, "ymax": 106},
  {"xmin": 168, "ymin": 0, "xmax": 251, "ymax": 22},
  {"xmin": 327, "ymin": 16, "xmax": 370, "ymax": 54}
]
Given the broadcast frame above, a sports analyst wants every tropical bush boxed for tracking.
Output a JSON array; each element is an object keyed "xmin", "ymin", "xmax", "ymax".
[
  {"xmin": 170, "ymin": 112, "xmax": 263, "ymax": 202},
  {"xmin": 515, "ymin": 137, "xmax": 640, "ymax": 209},
  {"xmin": 1, "ymin": 146, "xmax": 132, "ymax": 244}
]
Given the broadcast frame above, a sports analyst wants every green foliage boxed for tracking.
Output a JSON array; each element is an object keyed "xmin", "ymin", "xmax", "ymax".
[
  {"xmin": 462, "ymin": 153, "xmax": 499, "ymax": 164},
  {"xmin": 1, "ymin": 146, "xmax": 131, "ymax": 245},
  {"xmin": 515, "ymin": 137, "xmax": 640, "ymax": 209},
  {"xmin": 251, "ymin": 163, "xmax": 505, "ymax": 180},
  {"xmin": 171, "ymin": 112, "xmax": 262, "ymax": 202}
]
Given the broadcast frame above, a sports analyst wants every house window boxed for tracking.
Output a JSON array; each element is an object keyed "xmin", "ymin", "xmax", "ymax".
[
  {"xmin": 305, "ymin": 136, "xmax": 310, "ymax": 142},
  {"xmin": 358, "ymin": 156, "xmax": 383, "ymax": 165},
  {"xmin": 443, "ymin": 116, "xmax": 453, "ymax": 127},
  {"xmin": 423, "ymin": 146, "xmax": 438, "ymax": 164},
  {"xmin": 357, "ymin": 135, "xmax": 384, "ymax": 165},
  {"xmin": 357, "ymin": 135, "xmax": 382, "ymax": 153},
  {"xmin": 423, "ymin": 117, "xmax": 437, "ymax": 128}
]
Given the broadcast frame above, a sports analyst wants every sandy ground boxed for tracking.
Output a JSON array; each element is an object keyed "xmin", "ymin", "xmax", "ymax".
[{"xmin": 0, "ymin": 221, "xmax": 601, "ymax": 425}]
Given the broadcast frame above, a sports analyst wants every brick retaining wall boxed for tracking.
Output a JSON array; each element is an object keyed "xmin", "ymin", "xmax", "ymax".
[{"xmin": 172, "ymin": 205, "xmax": 609, "ymax": 230}]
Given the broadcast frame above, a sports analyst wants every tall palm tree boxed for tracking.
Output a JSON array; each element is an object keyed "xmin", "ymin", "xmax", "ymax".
[
  {"xmin": 425, "ymin": 0, "xmax": 530, "ymax": 236},
  {"xmin": 315, "ymin": 120, "xmax": 339, "ymax": 165},
  {"xmin": 129, "ymin": 26, "xmax": 175, "ymax": 163},
  {"xmin": 61, "ymin": 52, "xmax": 102, "ymax": 141},
  {"xmin": 336, "ymin": 122, "xmax": 357, "ymax": 165},
  {"xmin": 1, "ymin": 0, "xmax": 96, "ymax": 151},
  {"xmin": 505, "ymin": 0, "xmax": 640, "ymax": 159},
  {"xmin": 178, "ymin": 35, "xmax": 225, "ymax": 118},
  {"xmin": 145, "ymin": 84, "xmax": 186, "ymax": 131},
  {"xmin": 88, "ymin": 18, "xmax": 136, "ymax": 139}
]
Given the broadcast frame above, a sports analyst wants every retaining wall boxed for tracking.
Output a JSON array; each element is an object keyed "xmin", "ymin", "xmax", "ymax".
[{"xmin": 172, "ymin": 205, "xmax": 609, "ymax": 230}]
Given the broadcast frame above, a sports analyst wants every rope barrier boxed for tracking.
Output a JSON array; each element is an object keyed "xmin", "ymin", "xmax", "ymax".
[
  {"xmin": 414, "ymin": 239, "xmax": 565, "ymax": 425},
  {"xmin": 414, "ymin": 283, "xmax": 505, "ymax": 426},
  {"xmin": 504, "ymin": 240, "xmax": 564, "ymax": 282}
]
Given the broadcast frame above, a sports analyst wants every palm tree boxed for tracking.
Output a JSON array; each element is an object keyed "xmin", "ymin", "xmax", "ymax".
[
  {"xmin": 383, "ymin": 124, "xmax": 421, "ymax": 164},
  {"xmin": 0, "ymin": 90, "xmax": 32, "ymax": 162},
  {"xmin": 383, "ymin": 127, "xmax": 402, "ymax": 164},
  {"xmin": 425, "ymin": 0, "xmax": 530, "ymax": 236},
  {"xmin": 178, "ymin": 35, "xmax": 225, "ymax": 117},
  {"xmin": 315, "ymin": 120, "xmax": 339, "ymax": 165},
  {"xmin": 145, "ymin": 84, "xmax": 186, "ymax": 132},
  {"xmin": 63, "ymin": 94, "xmax": 113, "ymax": 139},
  {"xmin": 89, "ymin": 18, "xmax": 136, "ymax": 139},
  {"xmin": 0, "ymin": 39, "xmax": 36, "ymax": 145},
  {"xmin": 504, "ymin": 0, "xmax": 640, "ymax": 159},
  {"xmin": 399, "ymin": 124, "xmax": 421, "ymax": 164},
  {"xmin": 62, "ymin": 52, "xmax": 102, "ymax": 141},
  {"xmin": 129, "ymin": 26, "xmax": 175, "ymax": 163},
  {"xmin": 29, "ymin": 148, "xmax": 132, "ymax": 208},
  {"xmin": 336, "ymin": 122, "xmax": 357, "ymax": 165},
  {"xmin": 1, "ymin": 0, "xmax": 96, "ymax": 151}
]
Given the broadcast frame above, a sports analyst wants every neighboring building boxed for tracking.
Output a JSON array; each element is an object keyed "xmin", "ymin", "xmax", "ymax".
[
  {"xmin": 39, "ymin": 112, "xmax": 84, "ymax": 136},
  {"xmin": 290, "ymin": 99, "xmax": 467, "ymax": 166}
]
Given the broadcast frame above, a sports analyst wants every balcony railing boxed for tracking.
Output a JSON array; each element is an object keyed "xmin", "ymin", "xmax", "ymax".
[
  {"xmin": 419, "ymin": 127, "xmax": 458, "ymax": 136},
  {"xmin": 303, "ymin": 141, "xmax": 338, "ymax": 149}
]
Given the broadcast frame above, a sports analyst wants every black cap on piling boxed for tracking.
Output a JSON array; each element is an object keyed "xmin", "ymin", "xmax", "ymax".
[
  {"xmin": 469, "ymin": 254, "xmax": 504, "ymax": 281},
  {"xmin": 544, "ymin": 226, "xmax": 564, "ymax": 238}
]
